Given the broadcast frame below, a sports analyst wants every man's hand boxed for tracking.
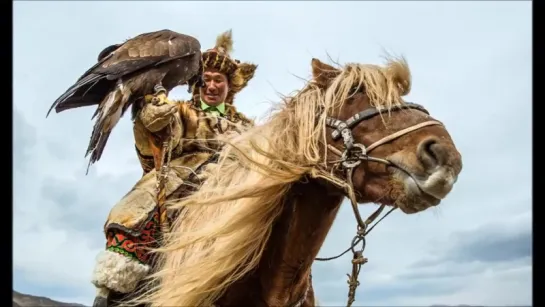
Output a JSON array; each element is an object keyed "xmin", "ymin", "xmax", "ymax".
[{"xmin": 140, "ymin": 86, "xmax": 178, "ymax": 132}]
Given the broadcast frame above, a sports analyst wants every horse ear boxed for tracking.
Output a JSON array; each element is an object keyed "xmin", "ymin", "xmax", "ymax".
[{"xmin": 311, "ymin": 58, "xmax": 340, "ymax": 87}]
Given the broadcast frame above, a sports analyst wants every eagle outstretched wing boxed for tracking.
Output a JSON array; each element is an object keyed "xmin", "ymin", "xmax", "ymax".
[{"xmin": 47, "ymin": 29, "xmax": 203, "ymax": 172}]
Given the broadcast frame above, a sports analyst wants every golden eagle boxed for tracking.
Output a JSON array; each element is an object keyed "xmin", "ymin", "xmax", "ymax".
[{"xmin": 47, "ymin": 29, "xmax": 204, "ymax": 170}]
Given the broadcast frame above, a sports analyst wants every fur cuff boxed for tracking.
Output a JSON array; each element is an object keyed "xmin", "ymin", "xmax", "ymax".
[{"xmin": 91, "ymin": 250, "xmax": 150, "ymax": 294}]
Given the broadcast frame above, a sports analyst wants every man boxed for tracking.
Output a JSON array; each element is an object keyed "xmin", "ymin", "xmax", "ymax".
[{"xmin": 91, "ymin": 29, "xmax": 257, "ymax": 307}]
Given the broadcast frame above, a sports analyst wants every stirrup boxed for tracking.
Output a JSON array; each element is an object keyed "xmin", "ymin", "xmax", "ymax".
[{"xmin": 93, "ymin": 295, "xmax": 109, "ymax": 307}]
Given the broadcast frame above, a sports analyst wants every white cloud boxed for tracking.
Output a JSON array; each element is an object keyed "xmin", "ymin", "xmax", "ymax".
[{"xmin": 13, "ymin": 1, "xmax": 532, "ymax": 306}]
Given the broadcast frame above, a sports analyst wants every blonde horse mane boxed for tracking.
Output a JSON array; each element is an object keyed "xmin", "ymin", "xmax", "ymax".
[{"xmin": 132, "ymin": 56, "xmax": 411, "ymax": 307}]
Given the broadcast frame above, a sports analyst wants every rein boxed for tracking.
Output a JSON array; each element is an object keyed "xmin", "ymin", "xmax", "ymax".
[{"xmin": 315, "ymin": 102, "xmax": 443, "ymax": 307}]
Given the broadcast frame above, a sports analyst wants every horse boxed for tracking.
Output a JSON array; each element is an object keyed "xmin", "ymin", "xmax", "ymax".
[{"xmin": 131, "ymin": 56, "xmax": 463, "ymax": 307}]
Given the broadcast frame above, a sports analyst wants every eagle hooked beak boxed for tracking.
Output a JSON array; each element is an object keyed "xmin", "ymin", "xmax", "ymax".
[{"xmin": 187, "ymin": 73, "xmax": 206, "ymax": 93}]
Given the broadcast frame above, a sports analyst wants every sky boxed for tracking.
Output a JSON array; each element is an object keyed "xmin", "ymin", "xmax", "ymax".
[{"xmin": 13, "ymin": 1, "xmax": 532, "ymax": 306}]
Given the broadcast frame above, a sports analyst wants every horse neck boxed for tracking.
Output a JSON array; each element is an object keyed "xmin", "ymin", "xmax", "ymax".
[{"xmin": 257, "ymin": 177, "xmax": 345, "ymax": 305}]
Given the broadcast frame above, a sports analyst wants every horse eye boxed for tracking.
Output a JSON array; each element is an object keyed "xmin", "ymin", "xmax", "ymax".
[{"xmin": 349, "ymin": 85, "xmax": 362, "ymax": 96}]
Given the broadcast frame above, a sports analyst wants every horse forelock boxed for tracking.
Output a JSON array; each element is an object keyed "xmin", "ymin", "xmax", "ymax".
[{"xmin": 332, "ymin": 55, "xmax": 411, "ymax": 111}]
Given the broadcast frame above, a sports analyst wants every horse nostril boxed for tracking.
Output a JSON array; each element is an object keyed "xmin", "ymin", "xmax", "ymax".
[
  {"xmin": 417, "ymin": 138, "xmax": 441, "ymax": 169},
  {"xmin": 424, "ymin": 140, "xmax": 438, "ymax": 159}
]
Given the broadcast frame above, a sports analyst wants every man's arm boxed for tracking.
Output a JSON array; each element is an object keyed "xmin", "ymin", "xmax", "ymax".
[{"xmin": 133, "ymin": 93, "xmax": 185, "ymax": 174}]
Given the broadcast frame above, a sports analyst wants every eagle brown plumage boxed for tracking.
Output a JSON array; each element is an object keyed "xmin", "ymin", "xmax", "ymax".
[{"xmin": 47, "ymin": 29, "xmax": 204, "ymax": 172}]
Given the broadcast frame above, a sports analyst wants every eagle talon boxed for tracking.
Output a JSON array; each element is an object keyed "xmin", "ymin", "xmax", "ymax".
[
  {"xmin": 186, "ymin": 75, "xmax": 206, "ymax": 93},
  {"xmin": 153, "ymin": 85, "xmax": 167, "ymax": 95},
  {"xmin": 150, "ymin": 93, "xmax": 169, "ymax": 106}
]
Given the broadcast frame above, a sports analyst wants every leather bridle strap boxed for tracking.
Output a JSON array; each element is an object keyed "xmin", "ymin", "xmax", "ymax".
[
  {"xmin": 325, "ymin": 102, "xmax": 430, "ymax": 150},
  {"xmin": 327, "ymin": 103, "xmax": 430, "ymax": 139},
  {"xmin": 326, "ymin": 119, "xmax": 444, "ymax": 168},
  {"xmin": 366, "ymin": 120, "xmax": 443, "ymax": 153}
]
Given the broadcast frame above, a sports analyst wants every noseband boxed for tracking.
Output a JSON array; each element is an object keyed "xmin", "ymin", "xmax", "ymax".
[
  {"xmin": 314, "ymin": 102, "xmax": 444, "ymax": 307},
  {"xmin": 325, "ymin": 102, "xmax": 442, "ymax": 169}
]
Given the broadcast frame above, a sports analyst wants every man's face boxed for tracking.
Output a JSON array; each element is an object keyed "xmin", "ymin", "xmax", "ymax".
[{"xmin": 200, "ymin": 68, "xmax": 229, "ymax": 107}]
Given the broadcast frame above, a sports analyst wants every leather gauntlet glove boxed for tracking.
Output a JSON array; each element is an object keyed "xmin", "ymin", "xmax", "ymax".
[{"xmin": 140, "ymin": 93, "xmax": 178, "ymax": 133}]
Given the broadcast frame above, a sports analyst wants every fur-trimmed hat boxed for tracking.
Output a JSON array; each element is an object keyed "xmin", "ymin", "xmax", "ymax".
[{"xmin": 192, "ymin": 29, "xmax": 258, "ymax": 105}]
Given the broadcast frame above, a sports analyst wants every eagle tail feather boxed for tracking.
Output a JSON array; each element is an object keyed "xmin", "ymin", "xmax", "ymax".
[
  {"xmin": 84, "ymin": 85, "xmax": 126, "ymax": 169},
  {"xmin": 85, "ymin": 130, "xmax": 111, "ymax": 175},
  {"xmin": 85, "ymin": 89, "xmax": 117, "ymax": 157}
]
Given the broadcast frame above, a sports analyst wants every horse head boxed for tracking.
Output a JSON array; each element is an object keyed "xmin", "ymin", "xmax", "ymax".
[{"xmin": 311, "ymin": 57, "xmax": 462, "ymax": 214}]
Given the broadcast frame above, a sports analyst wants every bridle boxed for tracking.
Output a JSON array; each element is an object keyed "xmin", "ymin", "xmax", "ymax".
[{"xmin": 310, "ymin": 102, "xmax": 444, "ymax": 307}]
